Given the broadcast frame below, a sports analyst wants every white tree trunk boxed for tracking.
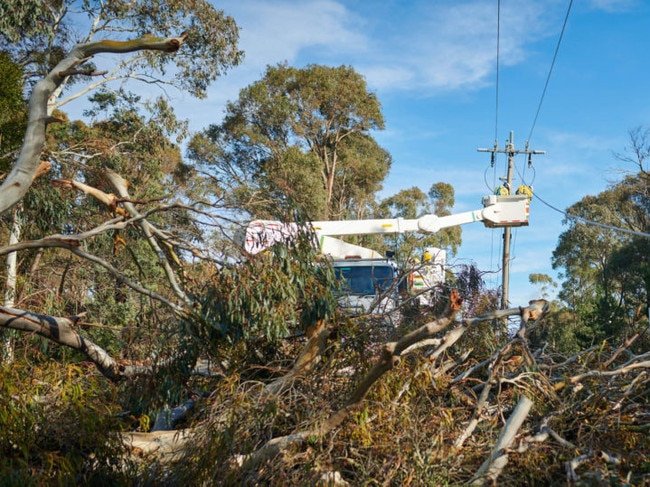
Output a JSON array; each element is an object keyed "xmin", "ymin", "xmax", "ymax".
[{"xmin": 2, "ymin": 205, "xmax": 21, "ymax": 362}]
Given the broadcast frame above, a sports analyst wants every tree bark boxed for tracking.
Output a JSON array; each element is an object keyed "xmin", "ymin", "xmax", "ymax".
[
  {"xmin": 2, "ymin": 206, "xmax": 21, "ymax": 363},
  {"xmin": 469, "ymin": 395, "xmax": 534, "ymax": 486},
  {"xmin": 0, "ymin": 306, "xmax": 123, "ymax": 381}
]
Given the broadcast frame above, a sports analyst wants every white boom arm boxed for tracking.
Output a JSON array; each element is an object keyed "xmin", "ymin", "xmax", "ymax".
[
  {"xmin": 242, "ymin": 195, "xmax": 529, "ymax": 257},
  {"xmin": 310, "ymin": 195, "xmax": 529, "ymax": 236}
]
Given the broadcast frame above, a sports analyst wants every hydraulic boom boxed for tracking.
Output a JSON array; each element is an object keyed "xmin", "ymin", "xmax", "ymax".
[{"xmin": 242, "ymin": 195, "xmax": 530, "ymax": 257}]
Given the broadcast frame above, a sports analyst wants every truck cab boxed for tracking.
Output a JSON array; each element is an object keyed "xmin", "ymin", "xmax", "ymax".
[{"xmin": 331, "ymin": 258, "xmax": 400, "ymax": 316}]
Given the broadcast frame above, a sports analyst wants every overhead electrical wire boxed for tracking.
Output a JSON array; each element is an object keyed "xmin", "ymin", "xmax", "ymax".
[
  {"xmin": 526, "ymin": 0, "xmax": 574, "ymax": 144},
  {"xmin": 517, "ymin": 0, "xmax": 650, "ymax": 240},
  {"xmin": 535, "ymin": 191, "xmax": 650, "ymax": 239},
  {"xmin": 494, "ymin": 0, "xmax": 501, "ymax": 143},
  {"xmin": 492, "ymin": 1, "xmax": 575, "ymax": 280},
  {"xmin": 483, "ymin": 0, "xmax": 650, "ymax": 296},
  {"xmin": 514, "ymin": 164, "xmax": 650, "ymax": 239},
  {"xmin": 505, "ymin": 0, "xmax": 650, "ymax": 242},
  {"xmin": 486, "ymin": 0, "xmax": 503, "ymax": 286}
]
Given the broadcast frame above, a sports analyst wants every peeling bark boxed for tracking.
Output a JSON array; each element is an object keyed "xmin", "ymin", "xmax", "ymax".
[{"xmin": 0, "ymin": 306, "xmax": 123, "ymax": 381}]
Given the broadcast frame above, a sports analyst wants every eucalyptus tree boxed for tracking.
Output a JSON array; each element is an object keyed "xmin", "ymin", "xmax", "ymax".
[
  {"xmin": 552, "ymin": 130, "xmax": 650, "ymax": 344},
  {"xmin": 0, "ymin": 0, "xmax": 244, "ymax": 372},
  {"xmin": 378, "ymin": 182, "xmax": 462, "ymax": 259},
  {"xmin": 0, "ymin": 52, "xmax": 28, "ymax": 360},
  {"xmin": 0, "ymin": 0, "xmax": 242, "ymax": 213},
  {"xmin": 0, "ymin": 12, "xmax": 338, "ymax": 384},
  {"xmin": 0, "ymin": 0, "xmax": 242, "ymax": 102},
  {"xmin": 188, "ymin": 63, "xmax": 389, "ymax": 220},
  {"xmin": 0, "ymin": 52, "xmax": 26, "ymax": 169}
]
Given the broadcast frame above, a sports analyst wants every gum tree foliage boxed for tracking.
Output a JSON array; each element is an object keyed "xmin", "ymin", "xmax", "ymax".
[
  {"xmin": 378, "ymin": 182, "xmax": 462, "ymax": 259},
  {"xmin": 187, "ymin": 63, "xmax": 390, "ymax": 220},
  {"xmin": 0, "ymin": 0, "xmax": 243, "ymax": 215},
  {"xmin": 0, "ymin": 0, "xmax": 241, "ymax": 324},
  {"xmin": 0, "ymin": 0, "xmax": 243, "ymax": 364},
  {"xmin": 31, "ymin": 97, "xmax": 195, "ymax": 352},
  {"xmin": 0, "ymin": 52, "xmax": 27, "ymax": 170},
  {"xmin": 0, "ymin": 53, "xmax": 28, "ymax": 361},
  {"xmin": 0, "ymin": 6, "xmax": 340, "ymax": 484},
  {"xmin": 0, "ymin": 0, "xmax": 243, "ymax": 100},
  {"xmin": 552, "ymin": 128, "xmax": 650, "ymax": 346},
  {"xmin": 0, "ymin": 1, "xmax": 236, "ymax": 371},
  {"xmin": 193, "ymin": 231, "xmax": 339, "ymax": 348}
]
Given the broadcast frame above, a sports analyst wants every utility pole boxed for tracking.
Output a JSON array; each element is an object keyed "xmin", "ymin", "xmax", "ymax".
[{"xmin": 478, "ymin": 131, "xmax": 545, "ymax": 311}]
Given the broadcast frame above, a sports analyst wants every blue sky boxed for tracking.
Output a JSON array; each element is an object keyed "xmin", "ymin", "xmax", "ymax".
[{"xmin": 74, "ymin": 0, "xmax": 650, "ymax": 307}]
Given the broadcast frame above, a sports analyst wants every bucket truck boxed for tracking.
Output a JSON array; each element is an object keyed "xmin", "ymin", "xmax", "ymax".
[{"xmin": 241, "ymin": 194, "xmax": 530, "ymax": 315}]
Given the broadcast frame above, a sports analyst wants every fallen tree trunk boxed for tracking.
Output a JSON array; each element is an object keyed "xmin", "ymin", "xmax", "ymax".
[
  {"xmin": 0, "ymin": 306, "xmax": 176, "ymax": 381},
  {"xmin": 122, "ymin": 429, "xmax": 195, "ymax": 464},
  {"xmin": 0, "ymin": 306, "xmax": 124, "ymax": 381}
]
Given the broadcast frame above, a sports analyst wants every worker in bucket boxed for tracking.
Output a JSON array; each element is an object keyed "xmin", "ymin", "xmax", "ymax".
[
  {"xmin": 494, "ymin": 182, "xmax": 510, "ymax": 196},
  {"xmin": 516, "ymin": 185, "xmax": 533, "ymax": 197}
]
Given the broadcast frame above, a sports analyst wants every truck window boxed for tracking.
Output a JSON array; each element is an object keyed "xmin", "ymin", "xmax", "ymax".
[{"xmin": 334, "ymin": 265, "xmax": 395, "ymax": 295}]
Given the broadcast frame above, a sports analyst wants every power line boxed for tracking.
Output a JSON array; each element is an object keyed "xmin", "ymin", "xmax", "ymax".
[
  {"xmin": 494, "ymin": 0, "xmax": 501, "ymax": 143},
  {"xmin": 488, "ymin": 0, "xmax": 502, "ymax": 187},
  {"xmin": 527, "ymin": 0, "xmax": 574, "ymax": 143},
  {"xmin": 479, "ymin": 1, "xmax": 576, "ymax": 304},
  {"xmin": 534, "ymin": 191, "xmax": 650, "ymax": 239},
  {"xmin": 514, "ymin": 164, "xmax": 650, "ymax": 239}
]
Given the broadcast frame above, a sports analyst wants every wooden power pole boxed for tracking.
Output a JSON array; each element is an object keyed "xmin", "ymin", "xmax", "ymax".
[{"xmin": 478, "ymin": 131, "xmax": 545, "ymax": 310}]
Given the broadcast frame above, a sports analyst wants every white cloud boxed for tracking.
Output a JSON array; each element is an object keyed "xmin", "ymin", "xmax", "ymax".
[
  {"xmin": 587, "ymin": 0, "xmax": 639, "ymax": 13},
  {"xmin": 214, "ymin": 0, "xmax": 563, "ymax": 101},
  {"xmin": 360, "ymin": 66, "xmax": 415, "ymax": 91},
  {"xmin": 225, "ymin": 1, "xmax": 366, "ymax": 67},
  {"xmin": 354, "ymin": 0, "xmax": 554, "ymax": 94}
]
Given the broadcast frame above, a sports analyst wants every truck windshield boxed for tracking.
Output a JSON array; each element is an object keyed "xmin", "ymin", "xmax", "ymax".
[{"xmin": 334, "ymin": 265, "xmax": 395, "ymax": 295}]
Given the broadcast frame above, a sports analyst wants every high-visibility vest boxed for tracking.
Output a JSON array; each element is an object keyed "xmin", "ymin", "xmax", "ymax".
[{"xmin": 516, "ymin": 185, "xmax": 533, "ymax": 197}]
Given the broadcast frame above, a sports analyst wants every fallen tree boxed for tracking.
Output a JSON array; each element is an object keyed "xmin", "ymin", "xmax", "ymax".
[{"xmin": 143, "ymin": 291, "xmax": 649, "ymax": 486}]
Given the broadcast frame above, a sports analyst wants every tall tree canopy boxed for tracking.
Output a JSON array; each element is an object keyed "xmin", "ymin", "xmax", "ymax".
[
  {"xmin": 0, "ymin": 0, "xmax": 243, "ymax": 101},
  {"xmin": 552, "ymin": 128, "xmax": 650, "ymax": 344},
  {"xmin": 378, "ymin": 182, "xmax": 462, "ymax": 258},
  {"xmin": 0, "ymin": 1, "xmax": 243, "ymax": 214},
  {"xmin": 0, "ymin": 1, "xmax": 245, "ymax": 366},
  {"xmin": 188, "ymin": 63, "xmax": 389, "ymax": 220}
]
